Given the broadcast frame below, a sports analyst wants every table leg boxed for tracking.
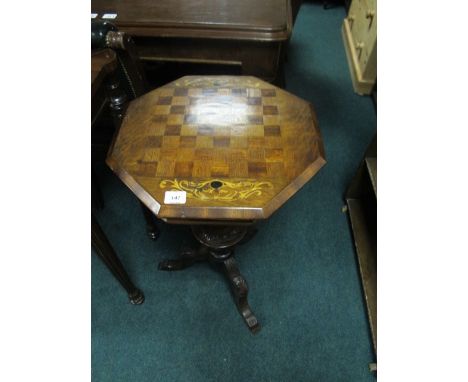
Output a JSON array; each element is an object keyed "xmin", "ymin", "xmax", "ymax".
[
  {"xmin": 273, "ymin": 62, "xmax": 286, "ymax": 88},
  {"xmin": 158, "ymin": 246, "xmax": 208, "ymax": 271},
  {"xmin": 92, "ymin": 214, "xmax": 144, "ymax": 304},
  {"xmin": 223, "ymin": 256, "xmax": 261, "ymax": 334},
  {"xmin": 140, "ymin": 202, "xmax": 160, "ymax": 240}
]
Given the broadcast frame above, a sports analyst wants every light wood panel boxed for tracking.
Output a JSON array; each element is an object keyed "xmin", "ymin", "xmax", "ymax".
[{"xmin": 342, "ymin": 0, "xmax": 377, "ymax": 95}]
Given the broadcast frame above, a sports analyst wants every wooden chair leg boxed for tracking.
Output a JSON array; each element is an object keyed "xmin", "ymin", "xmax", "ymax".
[
  {"xmin": 140, "ymin": 202, "xmax": 160, "ymax": 240},
  {"xmin": 92, "ymin": 214, "xmax": 144, "ymax": 304}
]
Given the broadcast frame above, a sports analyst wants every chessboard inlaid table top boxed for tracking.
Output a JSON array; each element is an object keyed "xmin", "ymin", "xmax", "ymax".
[{"xmin": 107, "ymin": 76, "xmax": 326, "ymax": 222}]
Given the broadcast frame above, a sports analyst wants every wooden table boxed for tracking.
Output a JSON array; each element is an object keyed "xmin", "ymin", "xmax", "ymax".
[
  {"xmin": 91, "ymin": 0, "xmax": 296, "ymax": 84},
  {"xmin": 107, "ymin": 75, "xmax": 326, "ymax": 332}
]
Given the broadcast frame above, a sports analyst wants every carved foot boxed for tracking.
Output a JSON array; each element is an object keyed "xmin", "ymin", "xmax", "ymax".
[
  {"xmin": 128, "ymin": 289, "xmax": 145, "ymax": 305},
  {"xmin": 158, "ymin": 247, "xmax": 208, "ymax": 271},
  {"xmin": 158, "ymin": 258, "xmax": 195, "ymax": 271},
  {"xmin": 223, "ymin": 257, "xmax": 261, "ymax": 334}
]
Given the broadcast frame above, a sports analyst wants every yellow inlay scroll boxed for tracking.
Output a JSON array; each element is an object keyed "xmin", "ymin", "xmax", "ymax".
[{"xmin": 160, "ymin": 179, "xmax": 273, "ymax": 201}]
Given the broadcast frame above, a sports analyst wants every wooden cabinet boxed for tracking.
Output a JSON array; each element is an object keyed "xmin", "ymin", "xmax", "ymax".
[
  {"xmin": 345, "ymin": 135, "xmax": 377, "ymax": 357},
  {"xmin": 91, "ymin": 0, "xmax": 294, "ymax": 85},
  {"xmin": 342, "ymin": 0, "xmax": 377, "ymax": 95}
]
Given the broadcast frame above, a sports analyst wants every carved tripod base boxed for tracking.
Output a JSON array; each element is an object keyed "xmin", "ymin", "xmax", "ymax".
[{"xmin": 158, "ymin": 225, "xmax": 261, "ymax": 334}]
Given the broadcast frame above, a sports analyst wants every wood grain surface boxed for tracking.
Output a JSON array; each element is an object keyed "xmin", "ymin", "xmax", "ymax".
[
  {"xmin": 91, "ymin": 0, "xmax": 292, "ymax": 41},
  {"xmin": 107, "ymin": 76, "xmax": 325, "ymax": 221}
]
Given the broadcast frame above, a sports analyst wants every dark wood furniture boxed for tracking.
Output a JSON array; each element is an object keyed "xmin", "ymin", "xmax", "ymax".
[
  {"xmin": 345, "ymin": 135, "xmax": 376, "ymax": 355},
  {"xmin": 91, "ymin": 47, "xmax": 120, "ymax": 212},
  {"xmin": 91, "ymin": 0, "xmax": 296, "ymax": 85},
  {"xmin": 107, "ymin": 75, "xmax": 326, "ymax": 332},
  {"xmin": 92, "ymin": 49, "xmax": 117, "ymax": 100},
  {"xmin": 91, "ymin": 46, "xmax": 146, "ymax": 304},
  {"xmin": 91, "ymin": 49, "xmax": 117, "ymax": 127},
  {"xmin": 92, "ymin": 215, "xmax": 144, "ymax": 304},
  {"xmin": 92, "ymin": 20, "xmax": 161, "ymax": 240}
]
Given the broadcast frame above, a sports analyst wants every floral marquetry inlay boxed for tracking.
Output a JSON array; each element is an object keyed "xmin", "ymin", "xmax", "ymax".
[{"xmin": 160, "ymin": 179, "xmax": 273, "ymax": 202}]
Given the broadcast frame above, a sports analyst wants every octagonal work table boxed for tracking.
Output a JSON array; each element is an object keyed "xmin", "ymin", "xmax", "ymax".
[{"xmin": 107, "ymin": 76, "xmax": 326, "ymax": 333}]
